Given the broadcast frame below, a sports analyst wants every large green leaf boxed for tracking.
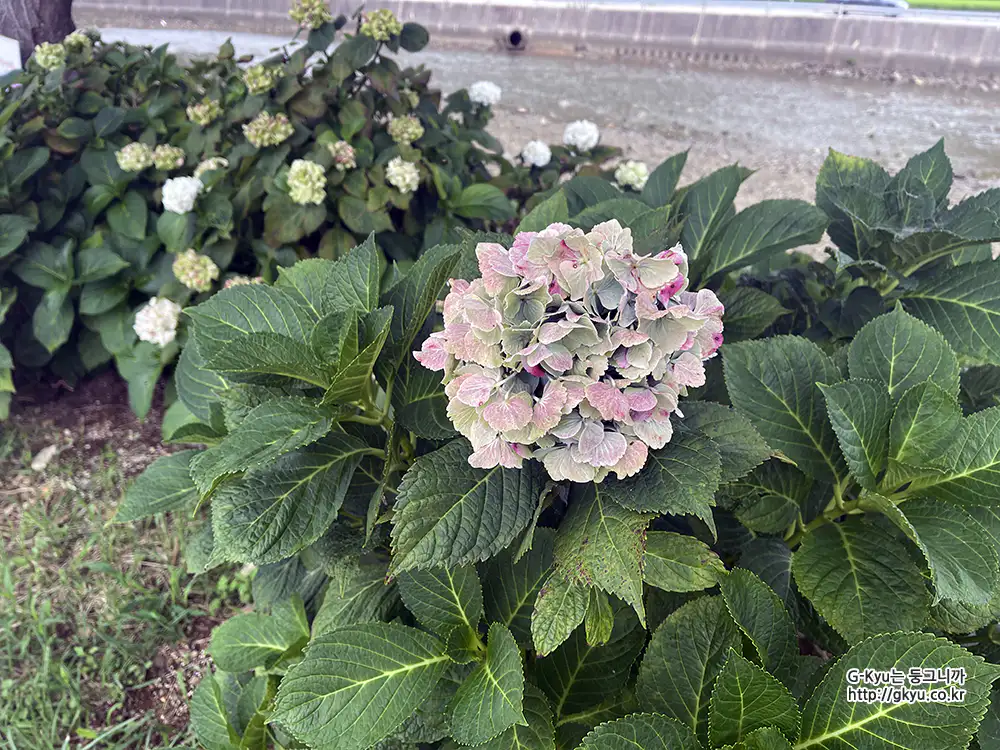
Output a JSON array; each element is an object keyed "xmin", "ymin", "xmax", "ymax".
[
  {"xmin": 453, "ymin": 183, "xmax": 516, "ymax": 222},
  {"xmin": 0, "ymin": 214, "xmax": 36, "ymax": 258},
  {"xmin": 475, "ymin": 683, "xmax": 555, "ymax": 750},
  {"xmin": 681, "ymin": 402, "xmax": 772, "ymax": 482},
  {"xmin": 636, "ymin": 596, "xmax": 741, "ymax": 737},
  {"xmin": 899, "ymin": 260, "xmax": 1000, "ymax": 366},
  {"xmin": 33, "ymin": 289, "xmax": 74, "ymax": 353},
  {"xmin": 883, "ymin": 380, "xmax": 962, "ymax": 488},
  {"xmin": 208, "ymin": 597, "xmax": 308, "ymax": 672},
  {"xmin": 702, "ymin": 199, "xmax": 828, "ymax": 280},
  {"xmin": 562, "ymin": 176, "xmax": 621, "ymax": 215},
  {"xmin": 322, "ymin": 233, "xmax": 383, "ymax": 313},
  {"xmin": 390, "ymin": 440, "xmax": 545, "ymax": 573},
  {"xmin": 205, "ymin": 332, "xmax": 332, "ymax": 388},
  {"xmin": 190, "ymin": 397, "xmax": 336, "ymax": 495},
  {"xmin": 536, "ymin": 604, "xmax": 645, "ymax": 720},
  {"xmin": 190, "ymin": 674, "xmax": 239, "ymax": 750},
  {"xmin": 576, "ymin": 713, "xmax": 700, "ymax": 750},
  {"xmin": 601, "ymin": 426, "xmax": 721, "ymax": 535},
  {"xmin": 391, "ymin": 353, "xmax": 456, "ymax": 440},
  {"xmin": 679, "ymin": 165, "xmax": 746, "ymax": 261},
  {"xmin": 725, "ymin": 461, "xmax": 812, "ymax": 535},
  {"xmin": 107, "ymin": 191, "xmax": 148, "ymax": 241},
  {"xmin": 311, "ymin": 562, "xmax": 398, "ymax": 637},
  {"xmin": 211, "ymin": 435, "xmax": 369, "ymax": 564},
  {"xmin": 791, "ymin": 518, "xmax": 930, "ymax": 643},
  {"xmin": 719, "ymin": 569, "xmax": 798, "ymax": 687},
  {"xmin": 116, "ymin": 450, "xmax": 200, "ymax": 522},
  {"xmin": 322, "ymin": 307, "xmax": 393, "ymax": 405},
  {"xmin": 14, "ymin": 241, "xmax": 73, "ymax": 290},
  {"xmin": 848, "ymin": 306, "xmax": 960, "ymax": 400},
  {"xmin": 815, "ymin": 149, "xmax": 891, "ymax": 259},
  {"xmin": 531, "ymin": 574, "xmax": 589, "ymax": 657},
  {"xmin": 720, "ymin": 286, "xmax": 791, "ymax": 342},
  {"xmin": 482, "ymin": 528, "xmax": 555, "ymax": 648},
  {"xmin": 398, "ymin": 565, "xmax": 483, "ymax": 638},
  {"xmin": 641, "ymin": 150, "xmax": 688, "ymax": 208},
  {"xmin": 819, "ymin": 379, "xmax": 892, "ymax": 490},
  {"xmin": 643, "ymin": 531, "xmax": 725, "ymax": 593},
  {"xmin": 272, "ymin": 623, "xmax": 449, "ymax": 750},
  {"xmin": 798, "ymin": 632, "xmax": 1000, "ymax": 749},
  {"xmin": 175, "ymin": 340, "xmax": 229, "ymax": 424},
  {"xmin": 724, "ymin": 336, "xmax": 845, "ymax": 482},
  {"xmin": 517, "ymin": 190, "xmax": 570, "ymax": 233},
  {"xmin": 75, "ymin": 247, "xmax": 129, "ymax": 284},
  {"xmin": 708, "ymin": 651, "xmax": 800, "ymax": 747},
  {"xmin": 554, "ymin": 483, "xmax": 652, "ymax": 625},
  {"xmin": 450, "ymin": 623, "xmax": 526, "ymax": 746},
  {"xmin": 907, "ymin": 407, "xmax": 1000, "ymax": 506}
]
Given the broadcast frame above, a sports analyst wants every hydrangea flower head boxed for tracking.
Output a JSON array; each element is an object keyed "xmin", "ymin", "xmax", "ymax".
[
  {"xmin": 243, "ymin": 111, "xmax": 294, "ymax": 148},
  {"xmin": 360, "ymin": 9, "xmax": 403, "ymax": 40},
  {"xmin": 615, "ymin": 160, "xmax": 649, "ymax": 191},
  {"xmin": 244, "ymin": 64, "xmax": 280, "ymax": 95},
  {"xmin": 134, "ymin": 297, "xmax": 182, "ymax": 347},
  {"xmin": 287, "ymin": 159, "xmax": 327, "ymax": 205},
  {"xmin": 162, "ymin": 176, "xmax": 203, "ymax": 214},
  {"xmin": 400, "ymin": 87, "xmax": 420, "ymax": 109},
  {"xmin": 387, "ymin": 115, "xmax": 424, "ymax": 145},
  {"xmin": 386, "ymin": 157, "xmax": 419, "ymax": 194},
  {"xmin": 194, "ymin": 157, "xmax": 229, "ymax": 182},
  {"xmin": 414, "ymin": 220, "xmax": 724, "ymax": 483},
  {"xmin": 328, "ymin": 140, "xmax": 357, "ymax": 171},
  {"xmin": 65, "ymin": 31, "xmax": 93, "ymax": 53},
  {"xmin": 187, "ymin": 98, "xmax": 223, "ymax": 127},
  {"xmin": 116, "ymin": 142, "xmax": 154, "ymax": 172},
  {"xmin": 290, "ymin": 0, "xmax": 334, "ymax": 28},
  {"xmin": 173, "ymin": 249, "xmax": 220, "ymax": 292},
  {"xmin": 563, "ymin": 120, "xmax": 600, "ymax": 151},
  {"xmin": 224, "ymin": 275, "xmax": 265, "ymax": 288},
  {"xmin": 469, "ymin": 81, "xmax": 502, "ymax": 107},
  {"xmin": 33, "ymin": 42, "xmax": 66, "ymax": 70},
  {"xmin": 153, "ymin": 144, "xmax": 186, "ymax": 171},
  {"xmin": 521, "ymin": 140, "xmax": 551, "ymax": 168}
]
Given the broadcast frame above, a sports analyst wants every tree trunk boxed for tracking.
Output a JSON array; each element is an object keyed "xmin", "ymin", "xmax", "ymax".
[{"xmin": 0, "ymin": 0, "xmax": 75, "ymax": 64}]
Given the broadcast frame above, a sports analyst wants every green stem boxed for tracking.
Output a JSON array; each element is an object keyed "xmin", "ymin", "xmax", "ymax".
[{"xmin": 786, "ymin": 493, "xmax": 862, "ymax": 548}]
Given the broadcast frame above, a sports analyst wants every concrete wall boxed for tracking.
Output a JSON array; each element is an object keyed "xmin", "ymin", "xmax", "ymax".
[{"xmin": 74, "ymin": 0, "xmax": 1000, "ymax": 74}]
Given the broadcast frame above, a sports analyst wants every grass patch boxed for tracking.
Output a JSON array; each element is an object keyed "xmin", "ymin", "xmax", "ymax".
[{"xmin": 0, "ymin": 418, "xmax": 250, "ymax": 748}]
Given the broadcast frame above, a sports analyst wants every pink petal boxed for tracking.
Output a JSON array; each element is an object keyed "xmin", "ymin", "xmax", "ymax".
[
  {"xmin": 577, "ymin": 423, "xmax": 629, "ymax": 467},
  {"xmin": 625, "ymin": 388, "xmax": 657, "ymax": 412},
  {"xmin": 483, "ymin": 392, "xmax": 534, "ymax": 431},
  {"xmin": 469, "ymin": 438, "xmax": 523, "ymax": 469},
  {"xmin": 534, "ymin": 381, "xmax": 568, "ymax": 431},
  {"xmin": 413, "ymin": 334, "xmax": 448, "ymax": 371},
  {"xmin": 612, "ymin": 440, "xmax": 649, "ymax": 479},
  {"xmin": 672, "ymin": 352, "xmax": 706, "ymax": 388},
  {"xmin": 456, "ymin": 375, "xmax": 496, "ymax": 406},
  {"xmin": 633, "ymin": 414, "xmax": 674, "ymax": 450},
  {"xmin": 585, "ymin": 381, "xmax": 630, "ymax": 421}
]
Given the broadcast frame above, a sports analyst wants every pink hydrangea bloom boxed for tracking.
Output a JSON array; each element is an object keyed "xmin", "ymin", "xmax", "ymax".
[{"xmin": 413, "ymin": 220, "xmax": 725, "ymax": 483}]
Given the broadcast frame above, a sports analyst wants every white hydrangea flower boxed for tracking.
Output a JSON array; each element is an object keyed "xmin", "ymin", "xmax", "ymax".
[
  {"xmin": 64, "ymin": 31, "xmax": 93, "ymax": 54},
  {"xmin": 563, "ymin": 120, "xmax": 600, "ymax": 151},
  {"xmin": 521, "ymin": 140, "xmax": 552, "ymax": 168},
  {"xmin": 615, "ymin": 160, "xmax": 649, "ymax": 191},
  {"xmin": 152, "ymin": 144, "xmax": 186, "ymax": 171},
  {"xmin": 172, "ymin": 249, "xmax": 220, "ymax": 292},
  {"xmin": 116, "ymin": 142, "xmax": 154, "ymax": 172},
  {"xmin": 468, "ymin": 81, "xmax": 502, "ymax": 107},
  {"xmin": 386, "ymin": 157, "xmax": 420, "ymax": 194},
  {"xmin": 287, "ymin": 159, "xmax": 327, "ymax": 205},
  {"xmin": 133, "ymin": 297, "xmax": 182, "ymax": 347},
  {"xmin": 33, "ymin": 42, "xmax": 66, "ymax": 70},
  {"xmin": 162, "ymin": 176, "xmax": 203, "ymax": 214},
  {"xmin": 387, "ymin": 115, "xmax": 424, "ymax": 145}
]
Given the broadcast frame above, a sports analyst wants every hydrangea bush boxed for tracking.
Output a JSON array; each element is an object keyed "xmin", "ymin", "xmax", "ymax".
[{"xmin": 121, "ymin": 140, "xmax": 1000, "ymax": 750}]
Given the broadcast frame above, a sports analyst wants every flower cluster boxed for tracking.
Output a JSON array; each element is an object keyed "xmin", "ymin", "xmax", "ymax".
[
  {"xmin": 33, "ymin": 42, "xmax": 66, "ymax": 70},
  {"xmin": 400, "ymin": 87, "xmax": 420, "ymax": 109},
  {"xmin": 521, "ymin": 141, "xmax": 552, "ymax": 168},
  {"xmin": 469, "ymin": 81, "xmax": 502, "ymax": 107},
  {"xmin": 224, "ymin": 275, "xmax": 265, "ymax": 288},
  {"xmin": 243, "ymin": 111, "xmax": 294, "ymax": 148},
  {"xmin": 328, "ymin": 140, "xmax": 357, "ymax": 171},
  {"xmin": 186, "ymin": 98, "xmax": 223, "ymax": 126},
  {"xmin": 387, "ymin": 115, "xmax": 424, "ymax": 145},
  {"xmin": 615, "ymin": 160, "xmax": 649, "ymax": 191},
  {"xmin": 172, "ymin": 249, "xmax": 220, "ymax": 292},
  {"xmin": 386, "ymin": 157, "xmax": 420, "ymax": 193},
  {"xmin": 414, "ymin": 220, "xmax": 725, "ymax": 482},
  {"xmin": 64, "ymin": 31, "xmax": 93, "ymax": 53},
  {"xmin": 134, "ymin": 297, "xmax": 182, "ymax": 347},
  {"xmin": 360, "ymin": 9, "xmax": 403, "ymax": 40},
  {"xmin": 116, "ymin": 142, "xmax": 154, "ymax": 172},
  {"xmin": 153, "ymin": 144, "xmax": 186, "ymax": 171},
  {"xmin": 195, "ymin": 157, "xmax": 229, "ymax": 182},
  {"xmin": 288, "ymin": 159, "xmax": 327, "ymax": 205},
  {"xmin": 244, "ymin": 64, "xmax": 280, "ymax": 95},
  {"xmin": 563, "ymin": 120, "xmax": 600, "ymax": 151},
  {"xmin": 162, "ymin": 176, "xmax": 203, "ymax": 214},
  {"xmin": 289, "ymin": 0, "xmax": 334, "ymax": 28}
]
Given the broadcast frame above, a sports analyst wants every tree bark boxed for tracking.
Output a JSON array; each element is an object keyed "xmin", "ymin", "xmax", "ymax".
[{"xmin": 0, "ymin": 0, "xmax": 75, "ymax": 64}]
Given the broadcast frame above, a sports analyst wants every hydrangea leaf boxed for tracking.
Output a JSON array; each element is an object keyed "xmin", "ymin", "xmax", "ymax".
[
  {"xmin": 115, "ymin": 449, "xmax": 200, "ymax": 522},
  {"xmin": 899, "ymin": 260, "xmax": 1000, "ymax": 366},
  {"xmin": 643, "ymin": 531, "xmax": 725, "ymax": 593},
  {"xmin": 739, "ymin": 726, "xmax": 794, "ymax": 749},
  {"xmin": 323, "ymin": 233, "xmax": 384, "ymax": 313},
  {"xmin": 719, "ymin": 569, "xmax": 799, "ymax": 689},
  {"xmin": 311, "ymin": 562, "xmax": 398, "ymax": 638},
  {"xmin": 584, "ymin": 589, "xmax": 615, "ymax": 647},
  {"xmin": 483, "ymin": 528, "xmax": 555, "ymax": 649},
  {"xmin": 738, "ymin": 537, "xmax": 799, "ymax": 622},
  {"xmin": 391, "ymin": 352, "xmax": 457, "ymax": 440},
  {"xmin": 204, "ymin": 331, "xmax": 333, "ymax": 388},
  {"xmin": 398, "ymin": 565, "xmax": 483, "ymax": 639},
  {"xmin": 271, "ymin": 623, "xmax": 449, "ymax": 750},
  {"xmin": 189, "ymin": 674, "xmax": 240, "ymax": 750},
  {"xmin": 390, "ymin": 440, "xmax": 545, "ymax": 573},
  {"xmin": 601, "ymin": 426, "xmax": 721, "ymax": 537},
  {"xmin": 815, "ymin": 148, "xmax": 891, "ymax": 259},
  {"xmin": 682, "ymin": 402, "xmax": 772, "ymax": 482},
  {"xmin": 978, "ymin": 689, "xmax": 1000, "ymax": 749},
  {"xmin": 322, "ymin": 306, "xmax": 393, "ymax": 405},
  {"xmin": 576, "ymin": 713, "xmax": 701, "ymax": 750},
  {"xmin": 798, "ymin": 632, "xmax": 1000, "ymax": 749},
  {"xmin": 907, "ymin": 407, "xmax": 1000, "ymax": 506},
  {"xmin": 210, "ymin": 434, "xmax": 369, "ymax": 564},
  {"xmin": 516, "ymin": 190, "xmax": 569, "ymax": 233},
  {"xmin": 930, "ymin": 590, "xmax": 1000, "ymax": 634},
  {"xmin": 791, "ymin": 518, "xmax": 930, "ymax": 644},
  {"xmin": 719, "ymin": 285, "xmax": 791, "ymax": 342},
  {"xmin": 474, "ymin": 683, "xmax": 556, "ymax": 750},
  {"xmin": 708, "ymin": 651, "xmax": 801, "ymax": 747},
  {"xmin": 725, "ymin": 460, "xmax": 812, "ymax": 535},
  {"xmin": 724, "ymin": 336, "xmax": 846, "ymax": 482},
  {"xmin": 572, "ymin": 198, "xmax": 653, "ymax": 232},
  {"xmin": 530, "ymin": 573, "xmax": 589, "ymax": 657},
  {"xmin": 562, "ymin": 176, "xmax": 621, "ymax": 215},
  {"xmin": 554, "ymin": 483, "xmax": 652, "ymax": 625},
  {"xmin": 641, "ymin": 150, "xmax": 688, "ymax": 208},
  {"xmin": 450, "ymin": 623, "xmax": 526, "ymax": 746},
  {"xmin": 208, "ymin": 596, "xmax": 308, "ymax": 673},
  {"xmin": 679, "ymin": 164, "xmax": 747, "ymax": 262},
  {"xmin": 636, "ymin": 596, "xmax": 741, "ymax": 738},
  {"xmin": 818, "ymin": 379, "xmax": 892, "ymax": 490},
  {"xmin": 175, "ymin": 340, "xmax": 230, "ymax": 424},
  {"xmin": 848, "ymin": 305, "xmax": 960, "ymax": 400},
  {"xmin": 536, "ymin": 603, "xmax": 645, "ymax": 720},
  {"xmin": 883, "ymin": 380, "xmax": 963, "ymax": 489},
  {"xmin": 190, "ymin": 397, "xmax": 336, "ymax": 496}
]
